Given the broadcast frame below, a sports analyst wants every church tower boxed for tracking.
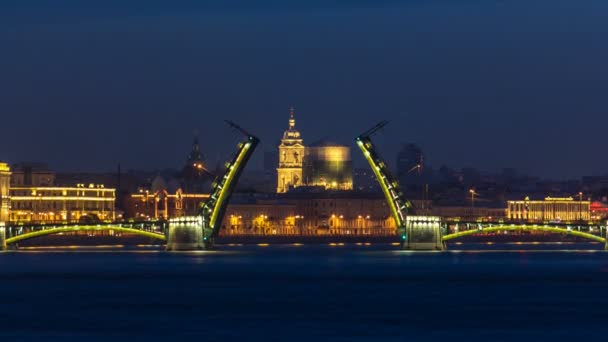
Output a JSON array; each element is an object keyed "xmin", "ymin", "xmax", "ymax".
[
  {"xmin": 277, "ymin": 108, "xmax": 305, "ymax": 193},
  {"xmin": 181, "ymin": 134, "xmax": 212, "ymax": 193}
]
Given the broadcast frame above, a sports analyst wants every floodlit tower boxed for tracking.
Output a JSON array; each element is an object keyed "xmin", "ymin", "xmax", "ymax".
[{"xmin": 277, "ymin": 107, "xmax": 305, "ymax": 193}]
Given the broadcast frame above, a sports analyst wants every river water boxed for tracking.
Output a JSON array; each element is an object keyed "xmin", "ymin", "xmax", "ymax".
[{"xmin": 1, "ymin": 243, "xmax": 607, "ymax": 341}]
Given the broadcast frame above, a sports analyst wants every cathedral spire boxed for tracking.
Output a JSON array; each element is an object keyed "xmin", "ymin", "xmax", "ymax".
[
  {"xmin": 289, "ymin": 106, "xmax": 296, "ymax": 130},
  {"xmin": 187, "ymin": 131, "xmax": 204, "ymax": 163}
]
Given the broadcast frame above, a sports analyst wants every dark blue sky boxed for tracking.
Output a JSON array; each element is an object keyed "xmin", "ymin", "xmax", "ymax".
[{"xmin": 1, "ymin": 0, "xmax": 607, "ymax": 179}]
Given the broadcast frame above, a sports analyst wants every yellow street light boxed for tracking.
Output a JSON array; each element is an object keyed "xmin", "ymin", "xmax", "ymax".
[{"xmin": 469, "ymin": 189, "xmax": 477, "ymax": 208}]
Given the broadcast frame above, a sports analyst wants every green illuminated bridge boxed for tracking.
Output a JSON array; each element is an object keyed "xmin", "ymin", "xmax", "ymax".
[
  {"xmin": 442, "ymin": 221, "xmax": 608, "ymax": 248},
  {"xmin": 1, "ymin": 120, "xmax": 605, "ymax": 251},
  {"xmin": 0, "ymin": 221, "xmax": 168, "ymax": 249},
  {"xmin": 356, "ymin": 121, "xmax": 608, "ymax": 250},
  {"xmin": 0, "ymin": 121, "xmax": 259, "ymax": 251}
]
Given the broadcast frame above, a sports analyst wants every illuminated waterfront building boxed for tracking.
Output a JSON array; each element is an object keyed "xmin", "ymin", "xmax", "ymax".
[
  {"xmin": 125, "ymin": 189, "xmax": 209, "ymax": 220},
  {"xmin": 223, "ymin": 201, "xmax": 297, "ymax": 235},
  {"xmin": 507, "ymin": 196, "xmax": 590, "ymax": 222},
  {"xmin": 0, "ymin": 162, "xmax": 11, "ymax": 222},
  {"xmin": 221, "ymin": 192, "xmax": 397, "ymax": 236},
  {"xmin": 122, "ymin": 187, "xmax": 511, "ymax": 236},
  {"xmin": 590, "ymin": 201, "xmax": 608, "ymax": 221},
  {"xmin": 277, "ymin": 108, "xmax": 305, "ymax": 193},
  {"xmin": 9, "ymin": 184, "xmax": 116, "ymax": 223}
]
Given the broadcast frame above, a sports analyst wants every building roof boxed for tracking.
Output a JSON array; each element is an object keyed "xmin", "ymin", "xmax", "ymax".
[
  {"xmin": 11, "ymin": 162, "xmax": 52, "ymax": 172},
  {"xmin": 186, "ymin": 136, "xmax": 204, "ymax": 163},
  {"xmin": 0, "ymin": 162, "xmax": 9, "ymax": 172},
  {"xmin": 280, "ymin": 107, "xmax": 302, "ymax": 140},
  {"xmin": 279, "ymin": 189, "xmax": 385, "ymax": 200},
  {"xmin": 308, "ymin": 138, "xmax": 348, "ymax": 148}
]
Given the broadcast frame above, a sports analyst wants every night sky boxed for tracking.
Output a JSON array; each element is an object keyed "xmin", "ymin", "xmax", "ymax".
[{"xmin": 1, "ymin": 0, "xmax": 607, "ymax": 179}]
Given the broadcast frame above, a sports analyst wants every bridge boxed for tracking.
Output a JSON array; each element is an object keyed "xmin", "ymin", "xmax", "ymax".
[
  {"xmin": 356, "ymin": 122, "xmax": 443, "ymax": 250},
  {"xmin": 165, "ymin": 121, "xmax": 259, "ymax": 250},
  {"xmin": 442, "ymin": 221, "xmax": 608, "ymax": 248},
  {"xmin": 356, "ymin": 122, "xmax": 608, "ymax": 250},
  {"xmin": 0, "ymin": 121, "xmax": 259, "ymax": 251},
  {"xmin": 0, "ymin": 221, "xmax": 167, "ymax": 250}
]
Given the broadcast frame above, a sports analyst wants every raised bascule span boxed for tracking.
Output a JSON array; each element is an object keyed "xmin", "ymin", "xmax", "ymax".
[
  {"xmin": 0, "ymin": 121, "xmax": 259, "ymax": 251},
  {"xmin": 355, "ymin": 121, "xmax": 608, "ymax": 250},
  {"xmin": 2, "ymin": 120, "xmax": 608, "ymax": 250},
  {"xmin": 356, "ymin": 121, "xmax": 443, "ymax": 250},
  {"xmin": 166, "ymin": 121, "xmax": 260, "ymax": 250}
]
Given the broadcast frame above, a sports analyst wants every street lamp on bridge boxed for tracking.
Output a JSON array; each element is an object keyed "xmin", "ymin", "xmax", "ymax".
[{"xmin": 469, "ymin": 189, "xmax": 478, "ymax": 208}]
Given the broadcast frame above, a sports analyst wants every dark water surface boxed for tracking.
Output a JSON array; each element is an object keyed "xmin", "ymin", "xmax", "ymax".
[{"xmin": 1, "ymin": 244, "xmax": 607, "ymax": 341}]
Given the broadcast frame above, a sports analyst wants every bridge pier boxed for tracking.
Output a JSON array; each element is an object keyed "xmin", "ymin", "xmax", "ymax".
[
  {"xmin": 403, "ymin": 216, "xmax": 444, "ymax": 251},
  {"xmin": 166, "ymin": 217, "xmax": 207, "ymax": 251}
]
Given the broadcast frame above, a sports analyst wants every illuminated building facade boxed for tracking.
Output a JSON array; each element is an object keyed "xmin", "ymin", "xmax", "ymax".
[
  {"xmin": 303, "ymin": 141, "xmax": 353, "ymax": 191},
  {"xmin": 277, "ymin": 108, "xmax": 305, "ymax": 193},
  {"xmin": 507, "ymin": 197, "xmax": 590, "ymax": 222},
  {"xmin": 217, "ymin": 192, "xmax": 411, "ymax": 236},
  {"xmin": 223, "ymin": 202, "xmax": 298, "ymax": 235},
  {"xmin": 275, "ymin": 108, "xmax": 354, "ymax": 193},
  {"xmin": 590, "ymin": 201, "xmax": 608, "ymax": 221},
  {"xmin": 0, "ymin": 162, "xmax": 11, "ymax": 222},
  {"xmin": 125, "ymin": 189, "xmax": 209, "ymax": 220},
  {"xmin": 9, "ymin": 184, "xmax": 116, "ymax": 223}
]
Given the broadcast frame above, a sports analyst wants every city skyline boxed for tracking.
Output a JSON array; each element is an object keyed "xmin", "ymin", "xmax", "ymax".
[
  {"xmin": 3, "ymin": 3, "xmax": 608, "ymax": 340},
  {"xmin": 2, "ymin": 1, "xmax": 608, "ymax": 178},
  {"xmin": 1, "ymin": 111, "xmax": 605, "ymax": 183}
]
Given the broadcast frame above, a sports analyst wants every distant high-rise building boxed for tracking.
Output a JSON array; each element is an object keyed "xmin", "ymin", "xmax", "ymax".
[
  {"xmin": 396, "ymin": 143, "xmax": 423, "ymax": 187},
  {"xmin": 277, "ymin": 108, "xmax": 305, "ymax": 193}
]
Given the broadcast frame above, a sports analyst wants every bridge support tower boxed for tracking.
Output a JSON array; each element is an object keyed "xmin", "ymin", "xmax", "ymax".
[
  {"xmin": 403, "ymin": 216, "xmax": 444, "ymax": 250},
  {"xmin": 166, "ymin": 217, "xmax": 206, "ymax": 251}
]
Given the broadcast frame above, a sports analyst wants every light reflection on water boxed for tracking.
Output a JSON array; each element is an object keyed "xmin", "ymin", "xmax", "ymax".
[{"xmin": 8, "ymin": 241, "xmax": 607, "ymax": 253}]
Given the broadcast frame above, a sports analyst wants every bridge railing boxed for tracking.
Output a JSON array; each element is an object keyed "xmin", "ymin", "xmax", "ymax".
[
  {"xmin": 444, "ymin": 221, "xmax": 608, "ymax": 236},
  {"xmin": 4, "ymin": 221, "xmax": 168, "ymax": 239},
  {"xmin": 441, "ymin": 221, "xmax": 608, "ymax": 244}
]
